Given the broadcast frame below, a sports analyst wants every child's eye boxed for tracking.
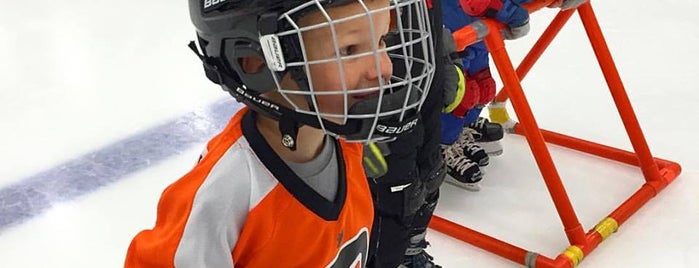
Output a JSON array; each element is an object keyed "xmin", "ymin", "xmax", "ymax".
[
  {"xmin": 340, "ymin": 46, "xmax": 356, "ymax": 56},
  {"xmin": 338, "ymin": 35, "xmax": 388, "ymax": 57}
]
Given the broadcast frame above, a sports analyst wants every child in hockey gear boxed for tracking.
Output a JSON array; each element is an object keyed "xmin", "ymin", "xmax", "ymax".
[
  {"xmin": 125, "ymin": 0, "xmax": 436, "ymax": 267},
  {"xmin": 443, "ymin": 0, "xmax": 530, "ymax": 153},
  {"xmin": 440, "ymin": 0, "xmax": 531, "ymax": 191},
  {"xmin": 365, "ymin": 1, "xmax": 448, "ymax": 267},
  {"xmin": 439, "ymin": 29, "xmax": 486, "ymax": 187}
]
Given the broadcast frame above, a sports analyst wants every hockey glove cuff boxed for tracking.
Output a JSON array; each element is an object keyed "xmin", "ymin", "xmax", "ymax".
[
  {"xmin": 496, "ymin": 0, "xmax": 531, "ymax": 40},
  {"xmin": 449, "ymin": 74, "xmax": 480, "ymax": 118},
  {"xmin": 472, "ymin": 68, "xmax": 496, "ymax": 105}
]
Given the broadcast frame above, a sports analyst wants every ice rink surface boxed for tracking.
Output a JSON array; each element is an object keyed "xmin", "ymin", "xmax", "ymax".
[{"xmin": 1, "ymin": 1, "xmax": 697, "ymax": 267}]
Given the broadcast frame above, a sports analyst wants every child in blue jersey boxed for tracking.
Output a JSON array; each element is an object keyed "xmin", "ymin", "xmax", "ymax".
[{"xmin": 439, "ymin": 0, "xmax": 530, "ymax": 191}]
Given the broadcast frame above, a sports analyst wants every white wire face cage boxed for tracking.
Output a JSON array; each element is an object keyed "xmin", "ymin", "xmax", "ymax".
[{"xmin": 264, "ymin": 0, "xmax": 435, "ymax": 143}]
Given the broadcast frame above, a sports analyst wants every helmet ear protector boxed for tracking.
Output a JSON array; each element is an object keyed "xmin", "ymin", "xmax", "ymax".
[
  {"xmin": 190, "ymin": 13, "xmax": 284, "ymax": 95},
  {"xmin": 188, "ymin": 0, "xmax": 436, "ymax": 149}
]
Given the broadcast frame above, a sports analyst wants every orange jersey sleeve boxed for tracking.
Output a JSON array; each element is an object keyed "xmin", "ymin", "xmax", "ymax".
[{"xmin": 125, "ymin": 108, "xmax": 374, "ymax": 267}]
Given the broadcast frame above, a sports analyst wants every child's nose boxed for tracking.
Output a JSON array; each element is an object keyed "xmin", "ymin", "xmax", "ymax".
[{"xmin": 366, "ymin": 52, "xmax": 393, "ymax": 83}]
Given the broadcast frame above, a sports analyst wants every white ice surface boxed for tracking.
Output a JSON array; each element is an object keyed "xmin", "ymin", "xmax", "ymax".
[{"xmin": 1, "ymin": 0, "xmax": 697, "ymax": 267}]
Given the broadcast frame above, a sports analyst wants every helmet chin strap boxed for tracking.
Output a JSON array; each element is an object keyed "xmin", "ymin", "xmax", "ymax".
[{"xmin": 278, "ymin": 114, "xmax": 301, "ymax": 150}]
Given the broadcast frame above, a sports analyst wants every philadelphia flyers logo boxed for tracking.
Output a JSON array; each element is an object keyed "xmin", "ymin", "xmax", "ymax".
[{"xmin": 325, "ymin": 228, "xmax": 369, "ymax": 268}]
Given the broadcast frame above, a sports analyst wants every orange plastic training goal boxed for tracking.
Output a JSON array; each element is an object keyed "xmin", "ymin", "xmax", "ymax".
[{"xmin": 430, "ymin": 1, "xmax": 682, "ymax": 267}]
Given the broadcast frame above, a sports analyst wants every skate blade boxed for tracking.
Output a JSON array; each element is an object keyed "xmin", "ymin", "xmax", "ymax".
[
  {"xmin": 444, "ymin": 175, "xmax": 482, "ymax": 192},
  {"xmin": 486, "ymin": 150, "xmax": 503, "ymax": 156},
  {"xmin": 476, "ymin": 141, "xmax": 503, "ymax": 157}
]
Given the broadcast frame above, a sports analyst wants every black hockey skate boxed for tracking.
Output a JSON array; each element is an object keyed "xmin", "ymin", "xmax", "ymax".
[
  {"xmin": 441, "ymin": 143, "xmax": 483, "ymax": 191},
  {"xmin": 466, "ymin": 117, "xmax": 504, "ymax": 156},
  {"xmin": 454, "ymin": 126, "xmax": 490, "ymax": 167}
]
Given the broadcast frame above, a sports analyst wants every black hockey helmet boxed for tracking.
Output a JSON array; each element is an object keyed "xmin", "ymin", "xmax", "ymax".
[{"xmin": 188, "ymin": 0, "xmax": 435, "ymax": 148}]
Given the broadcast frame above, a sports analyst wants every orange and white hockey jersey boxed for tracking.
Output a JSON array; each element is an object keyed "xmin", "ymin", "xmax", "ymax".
[{"xmin": 125, "ymin": 108, "xmax": 374, "ymax": 267}]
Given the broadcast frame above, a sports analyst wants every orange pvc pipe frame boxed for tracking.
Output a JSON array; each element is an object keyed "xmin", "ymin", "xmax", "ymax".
[
  {"xmin": 493, "ymin": 8, "xmax": 577, "ymax": 102},
  {"xmin": 452, "ymin": 0, "xmax": 560, "ymax": 51},
  {"xmin": 431, "ymin": 1, "xmax": 682, "ymax": 267},
  {"xmin": 484, "ymin": 15, "xmax": 588, "ymax": 247},
  {"xmin": 576, "ymin": 3, "xmax": 664, "ymax": 183}
]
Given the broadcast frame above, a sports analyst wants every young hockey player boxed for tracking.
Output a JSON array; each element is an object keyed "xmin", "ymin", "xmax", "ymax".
[
  {"xmin": 362, "ymin": 3, "xmax": 590, "ymax": 268},
  {"xmin": 124, "ymin": 0, "xmax": 436, "ymax": 267},
  {"xmin": 440, "ymin": 0, "xmax": 530, "ymax": 191},
  {"xmin": 363, "ymin": 0, "xmax": 451, "ymax": 267},
  {"xmin": 441, "ymin": 0, "xmax": 588, "ymax": 191}
]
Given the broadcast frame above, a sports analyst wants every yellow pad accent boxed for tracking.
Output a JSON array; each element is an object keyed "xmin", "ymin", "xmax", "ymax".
[
  {"xmin": 368, "ymin": 142, "xmax": 388, "ymax": 172},
  {"xmin": 562, "ymin": 246, "xmax": 584, "ymax": 266},
  {"xmin": 594, "ymin": 217, "xmax": 619, "ymax": 240},
  {"xmin": 363, "ymin": 156, "xmax": 380, "ymax": 175},
  {"xmin": 488, "ymin": 102, "xmax": 511, "ymax": 124},
  {"xmin": 443, "ymin": 66, "xmax": 466, "ymax": 113},
  {"xmin": 363, "ymin": 142, "xmax": 389, "ymax": 178}
]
